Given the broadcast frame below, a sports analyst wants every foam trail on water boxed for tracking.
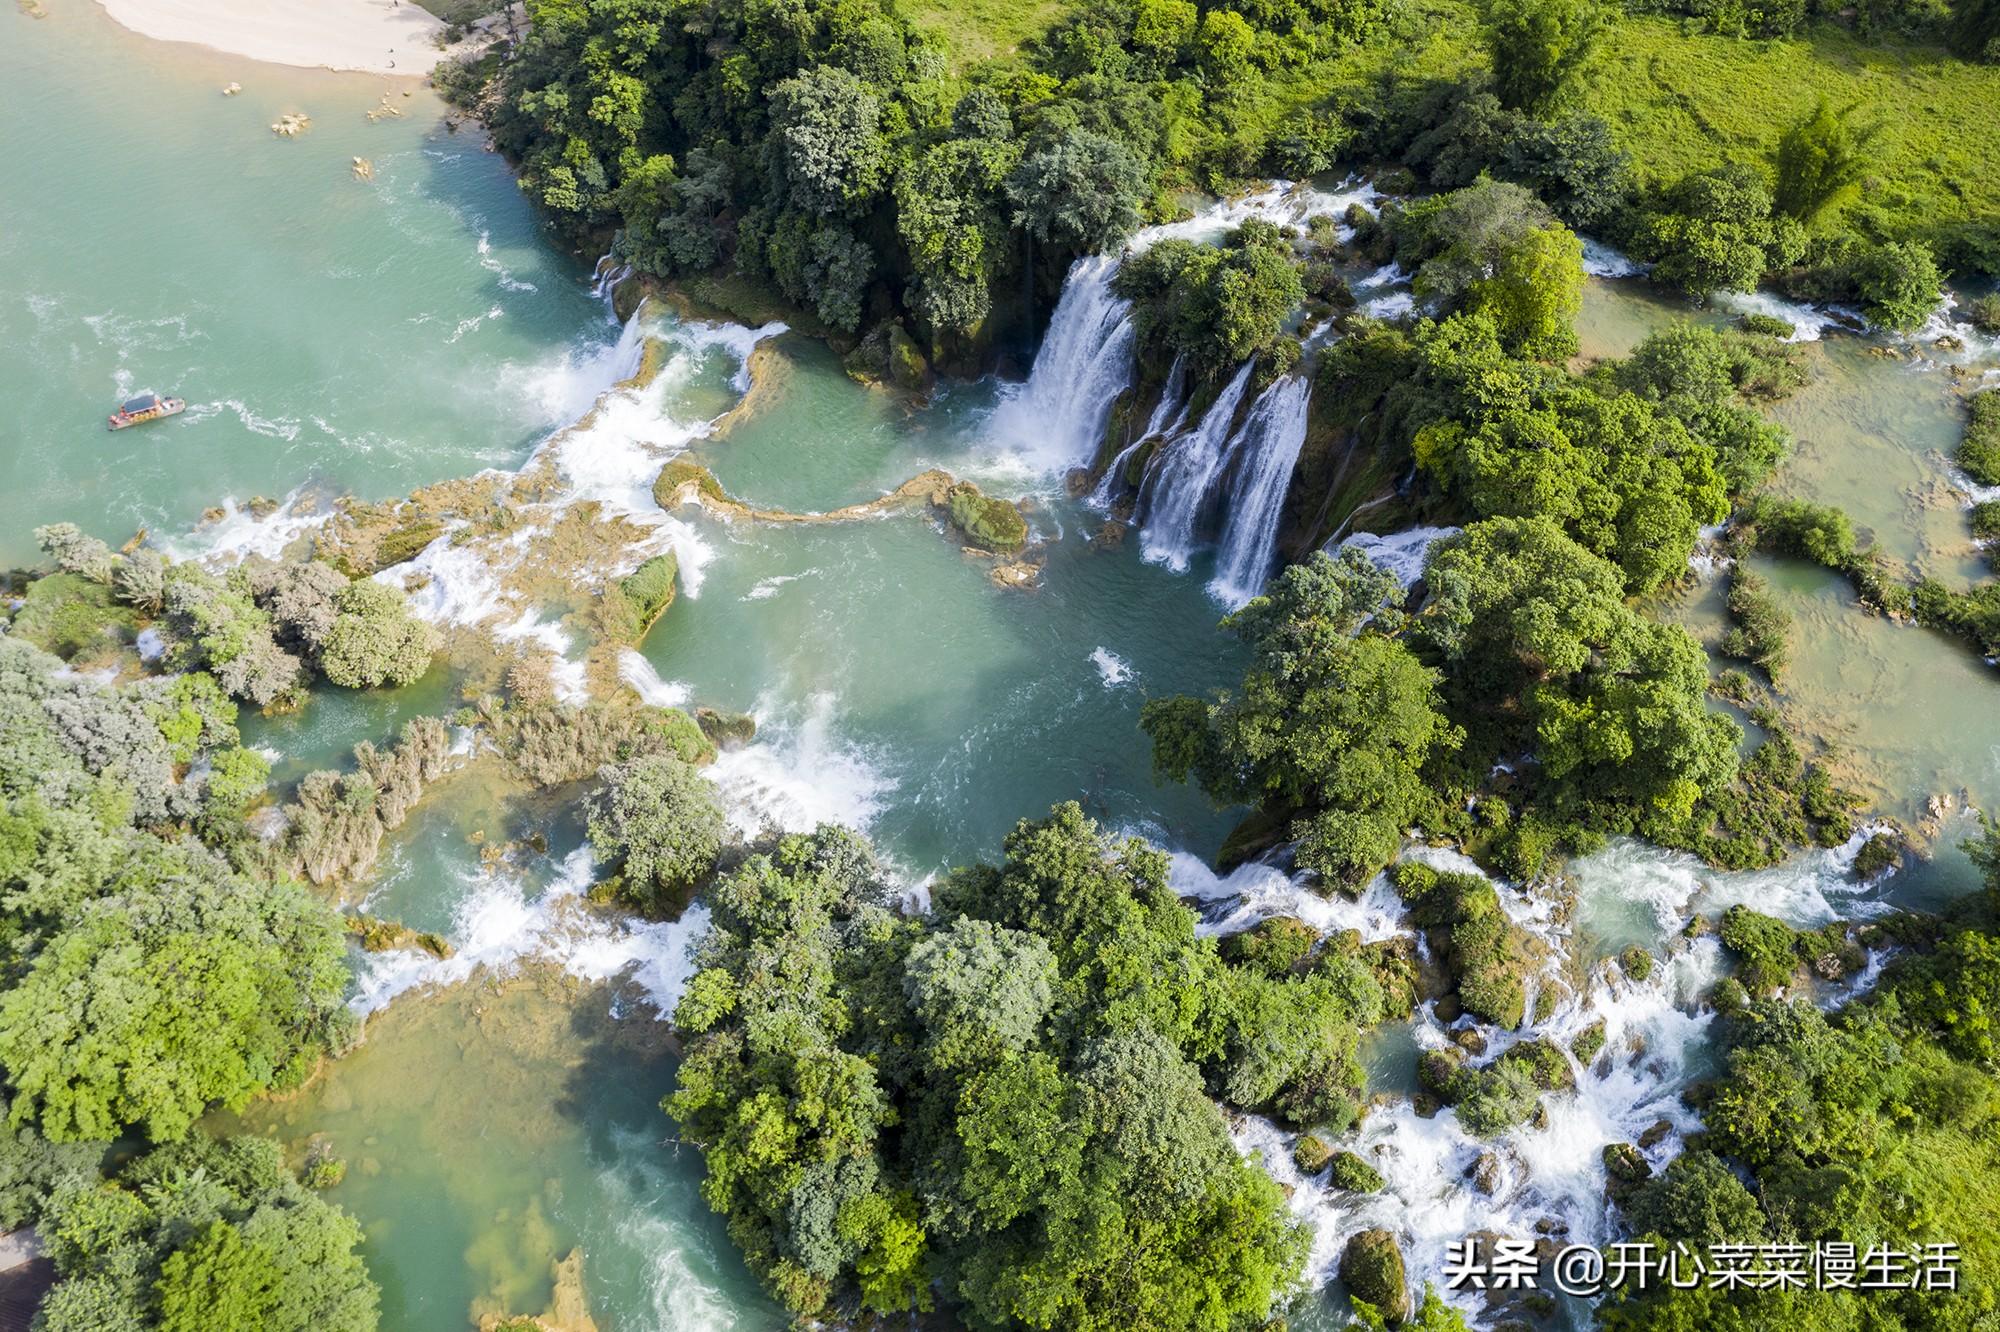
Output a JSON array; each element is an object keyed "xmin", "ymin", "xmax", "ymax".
[
  {"xmin": 1209, "ymin": 375, "xmax": 1313, "ymax": 607},
  {"xmin": 1139, "ymin": 360, "xmax": 1257, "ymax": 570}
]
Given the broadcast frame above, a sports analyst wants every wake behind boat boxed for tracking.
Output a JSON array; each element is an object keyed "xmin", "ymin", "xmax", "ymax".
[{"xmin": 108, "ymin": 391, "xmax": 185, "ymax": 430}]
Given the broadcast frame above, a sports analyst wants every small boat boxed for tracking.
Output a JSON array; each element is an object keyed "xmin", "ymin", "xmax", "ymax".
[{"xmin": 108, "ymin": 392, "xmax": 186, "ymax": 430}]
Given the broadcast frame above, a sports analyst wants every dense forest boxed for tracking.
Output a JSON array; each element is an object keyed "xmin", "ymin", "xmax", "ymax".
[{"xmin": 439, "ymin": 0, "xmax": 2000, "ymax": 375}]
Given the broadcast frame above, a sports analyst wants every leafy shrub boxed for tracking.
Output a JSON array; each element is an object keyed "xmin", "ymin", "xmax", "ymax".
[
  {"xmin": 585, "ymin": 754, "xmax": 726, "ymax": 916},
  {"xmin": 1961, "ymin": 391, "xmax": 2000, "ymax": 487}
]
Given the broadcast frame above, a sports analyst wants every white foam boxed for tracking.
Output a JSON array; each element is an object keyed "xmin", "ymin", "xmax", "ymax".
[
  {"xmin": 1089, "ymin": 647, "xmax": 1133, "ymax": 687},
  {"xmin": 618, "ymin": 649, "xmax": 690, "ymax": 708},
  {"xmin": 1580, "ymin": 239, "xmax": 1648, "ymax": 278},
  {"xmin": 743, "ymin": 572, "xmax": 807, "ymax": 601},
  {"xmin": 1240, "ymin": 933, "xmax": 1724, "ymax": 1310},
  {"xmin": 706, "ymin": 694, "xmax": 893, "ymax": 836},
  {"xmin": 1172, "ymin": 852, "xmax": 1407, "ymax": 942},
  {"xmin": 349, "ymin": 849, "xmax": 710, "ymax": 1019},
  {"xmin": 184, "ymin": 397, "xmax": 303, "ymax": 440},
  {"xmin": 1712, "ymin": 290, "xmax": 1855, "ymax": 343},
  {"xmin": 135, "ymin": 627, "xmax": 166, "ymax": 662},
  {"xmin": 1336, "ymin": 525, "xmax": 1461, "ymax": 588},
  {"xmin": 475, "ymin": 229, "xmax": 539, "ymax": 294}
]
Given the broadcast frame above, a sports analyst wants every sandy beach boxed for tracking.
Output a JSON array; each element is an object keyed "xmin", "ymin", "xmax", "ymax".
[{"xmin": 93, "ymin": 0, "xmax": 445, "ymax": 74}]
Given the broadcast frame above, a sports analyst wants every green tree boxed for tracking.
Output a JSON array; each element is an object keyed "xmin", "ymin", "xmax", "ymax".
[
  {"xmin": 1482, "ymin": 0, "xmax": 1606, "ymax": 113},
  {"xmin": 1006, "ymin": 128, "xmax": 1146, "ymax": 255},
  {"xmin": 1398, "ymin": 179, "xmax": 1583, "ymax": 358},
  {"xmin": 318, "ymin": 579, "xmax": 438, "ymax": 690},
  {"xmin": 1773, "ymin": 99, "xmax": 1880, "ymax": 223},
  {"xmin": 1143, "ymin": 550, "xmax": 1457, "ymax": 888},
  {"xmin": 768, "ymin": 66, "xmax": 891, "ymax": 218},
  {"xmin": 1634, "ymin": 165, "xmax": 1803, "ymax": 295},
  {"xmin": 1849, "ymin": 239, "xmax": 1943, "ymax": 331},
  {"xmin": 0, "ymin": 840, "xmax": 350, "ymax": 1142},
  {"xmin": 1419, "ymin": 517, "xmax": 1741, "ymax": 825}
]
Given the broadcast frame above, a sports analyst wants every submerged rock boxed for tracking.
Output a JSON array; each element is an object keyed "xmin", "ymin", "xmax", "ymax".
[
  {"xmin": 347, "ymin": 913, "xmax": 453, "ymax": 959},
  {"xmin": 476, "ymin": 1247, "xmax": 600, "ymax": 1332}
]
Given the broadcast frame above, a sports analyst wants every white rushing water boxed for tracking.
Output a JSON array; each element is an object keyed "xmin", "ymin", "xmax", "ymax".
[
  {"xmin": 996, "ymin": 179, "xmax": 1383, "ymax": 480},
  {"xmin": 350, "ymin": 849, "xmax": 711, "ymax": 1021},
  {"xmin": 986, "ymin": 254, "xmax": 1137, "ymax": 473},
  {"xmin": 1337, "ymin": 525, "xmax": 1462, "ymax": 588},
  {"xmin": 1139, "ymin": 361, "xmax": 1258, "ymax": 570},
  {"xmin": 1091, "ymin": 356, "xmax": 1189, "ymax": 509},
  {"xmin": 1210, "ymin": 374, "xmax": 1314, "ymax": 607}
]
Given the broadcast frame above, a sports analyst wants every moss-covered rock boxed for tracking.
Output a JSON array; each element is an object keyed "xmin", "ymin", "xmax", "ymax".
[
  {"xmin": 1220, "ymin": 916, "xmax": 1319, "ymax": 977},
  {"xmin": 1570, "ymin": 1019, "xmax": 1607, "ymax": 1066},
  {"xmin": 1603, "ymin": 1142, "xmax": 1652, "ymax": 1204},
  {"xmin": 1391, "ymin": 861, "xmax": 1536, "ymax": 1029},
  {"xmin": 1340, "ymin": 1228, "xmax": 1408, "ymax": 1323},
  {"xmin": 652, "ymin": 459, "xmax": 727, "ymax": 509},
  {"xmin": 1718, "ymin": 904, "xmax": 1804, "ymax": 995},
  {"xmin": 1292, "ymin": 1133, "xmax": 1334, "ymax": 1175},
  {"xmin": 346, "ymin": 913, "xmax": 454, "ymax": 959},
  {"xmin": 943, "ymin": 482, "xmax": 1028, "ymax": 553},
  {"xmin": 1417, "ymin": 1046, "xmax": 1465, "ymax": 1096},
  {"xmin": 885, "ymin": 322, "xmax": 931, "ymax": 392},
  {"xmin": 1853, "ymin": 830, "xmax": 1905, "ymax": 880},
  {"xmin": 1499, "ymin": 1038, "xmax": 1574, "ymax": 1092},
  {"xmin": 1619, "ymin": 945, "xmax": 1655, "ymax": 983},
  {"xmin": 694, "ymin": 705, "xmax": 757, "ymax": 751},
  {"xmin": 1327, "ymin": 1150, "xmax": 1385, "ymax": 1194},
  {"xmin": 617, "ymin": 553, "xmax": 678, "ymax": 642}
]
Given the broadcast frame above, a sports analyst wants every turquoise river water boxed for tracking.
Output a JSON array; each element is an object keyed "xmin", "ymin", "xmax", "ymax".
[{"xmin": 6, "ymin": 5, "xmax": 2000, "ymax": 1330}]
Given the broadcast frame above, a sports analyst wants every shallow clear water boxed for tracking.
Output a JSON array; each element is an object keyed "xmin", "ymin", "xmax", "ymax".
[{"xmin": 0, "ymin": 4, "xmax": 612, "ymax": 565}]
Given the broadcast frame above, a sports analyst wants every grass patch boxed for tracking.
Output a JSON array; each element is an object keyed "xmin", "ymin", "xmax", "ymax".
[
  {"xmin": 1962, "ymin": 391, "xmax": 2000, "ymax": 487},
  {"xmin": 613, "ymin": 553, "xmax": 679, "ymax": 644},
  {"xmin": 900, "ymin": 0, "xmax": 1074, "ymax": 68},
  {"xmin": 1298, "ymin": 3, "xmax": 2000, "ymax": 249}
]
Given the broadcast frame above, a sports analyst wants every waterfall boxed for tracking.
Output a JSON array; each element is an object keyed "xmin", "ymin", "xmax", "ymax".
[
  {"xmin": 1138, "ymin": 361, "xmax": 1257, "ymax": 571},
  {"xmin": 1209, "ymin": 375, "xmax": 1312, "ymax": 608},
  {"xmin": 1090, "ymin": 357, "xmax": 1188, "ymax": 508},
  {"xmin": 987, "ymin": 255, "xmax": 1136, "ymax": 473}
]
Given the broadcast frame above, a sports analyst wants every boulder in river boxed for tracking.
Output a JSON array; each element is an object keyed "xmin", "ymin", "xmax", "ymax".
[
  {"xmin": 1340, "ymin": 1228, "xmax": 1408, "ymax": 1322},
  {"xmin": 1327, "ymin": 1150, "xmax": 1385, "ymax": 1194}
]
